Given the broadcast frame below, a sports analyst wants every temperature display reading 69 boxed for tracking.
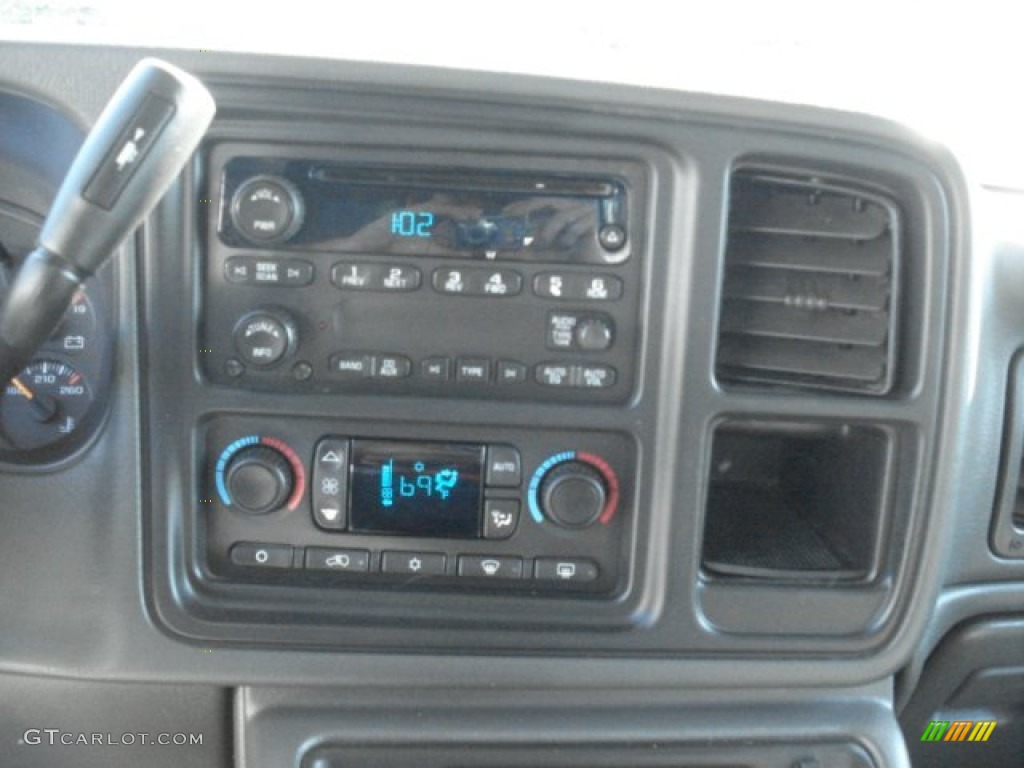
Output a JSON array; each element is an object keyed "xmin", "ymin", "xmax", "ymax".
[{"xmin": 350, "ymin": 440, "xmax": 484, "ymax": 538}]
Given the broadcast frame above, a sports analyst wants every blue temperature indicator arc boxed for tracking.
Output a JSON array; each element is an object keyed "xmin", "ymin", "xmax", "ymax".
[
  {"xmin": 528, "ymin": 451, "xmax": 577, "ymax": 523},
  {"xmin": 215, "ymin": 435, "xmax": 261, "ymax": 506}
]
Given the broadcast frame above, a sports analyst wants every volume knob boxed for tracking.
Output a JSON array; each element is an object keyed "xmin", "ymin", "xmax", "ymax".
[
  {"xmin": 224, "ymin": 445, "xmax": 294, "ymax": 514},
  {"xmin": 233, "ymin": 309, "xmax": 298, "ymax": 367},
  {"xmin": 539, "ymin": 461, "xmax": 607, "ymax": 529},
  {"xmin": 230, "ymin": 175, "xmax": 304, "ymax": 245}
]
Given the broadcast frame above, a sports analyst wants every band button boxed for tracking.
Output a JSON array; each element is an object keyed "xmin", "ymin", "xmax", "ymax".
[{"xmin": 329, "ymin": 353, "xmax": 373, "ymax": 378}]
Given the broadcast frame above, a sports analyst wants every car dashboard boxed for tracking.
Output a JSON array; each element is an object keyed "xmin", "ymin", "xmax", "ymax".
[{"xmin": 0, "ymin": 41, "xmax": 1022, "ymax": 768}]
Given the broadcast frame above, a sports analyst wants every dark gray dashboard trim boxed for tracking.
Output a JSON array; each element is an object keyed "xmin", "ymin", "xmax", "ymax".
[
  {"xmin": 237, "ymin": 682, "xmax": 908, "ymax": 768},
  {"xmin": 0, "ymin": 42, "xmax": 976, "ymax": 691}
]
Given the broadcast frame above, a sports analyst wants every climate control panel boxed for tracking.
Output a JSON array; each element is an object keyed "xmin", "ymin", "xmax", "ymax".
[{"xmin": 201, "ymin": 415, "xmax": 633, "ymax": 594}]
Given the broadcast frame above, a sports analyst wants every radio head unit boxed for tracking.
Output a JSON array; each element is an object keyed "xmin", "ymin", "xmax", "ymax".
[{"xmin": 198, "ymin": 144, "xmax": 645, "ymax": 403}]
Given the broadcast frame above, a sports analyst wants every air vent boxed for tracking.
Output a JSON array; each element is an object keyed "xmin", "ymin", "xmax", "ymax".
[{"xmin": 717, "ymin": 171, "xmax": 900, "ymax": 394}]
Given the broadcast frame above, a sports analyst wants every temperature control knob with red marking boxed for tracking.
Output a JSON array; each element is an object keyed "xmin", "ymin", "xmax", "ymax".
[
  {"xmin": 215, "ymin": 435, "xmax": 306, "ymax": 515},
  {"xmin": 223, "ymin": 444, "xmax": 294, "ymax": 515},
  {"xmin": 538, "ymin": 461, "xmax": 608, "ymax": 529},
  {"xmin": 528, "ymin": 450, "xmax": 620, "ymax": 529}
]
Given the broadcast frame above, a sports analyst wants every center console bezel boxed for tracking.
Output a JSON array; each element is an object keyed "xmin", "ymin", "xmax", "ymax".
[{"xmin": 143, "ymin": 72, "xmax": 955, "ymax": 659}]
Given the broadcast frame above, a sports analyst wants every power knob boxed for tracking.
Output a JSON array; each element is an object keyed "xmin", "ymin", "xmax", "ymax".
[
  {"xmin": 224, "ymin": 445, "xmax": 294, "ymax": 514},
  {"xmin": 539, "ymin": 461, "xmax": 608, "ymax": 529},
  {"xmin": 230, "ymin": 175, "xmax": 304, "ymax": 245}
]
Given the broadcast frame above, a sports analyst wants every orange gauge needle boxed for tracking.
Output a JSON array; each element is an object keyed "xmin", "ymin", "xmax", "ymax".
[
  {"xmin": 8, "ymin": 375, "xmax": 58, "ymax": 422},
  {"xmin": 11, "ymin": 377, "xmax": 33, "ymax": 399}
]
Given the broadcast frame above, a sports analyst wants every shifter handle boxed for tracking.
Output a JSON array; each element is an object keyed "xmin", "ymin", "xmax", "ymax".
[{"xmin": 0, "ymin": 58, "xmax": 215, "ymax": 384}]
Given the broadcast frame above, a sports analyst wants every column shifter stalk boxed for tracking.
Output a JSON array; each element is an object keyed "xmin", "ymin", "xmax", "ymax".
[{"xmin": 0, "ymin": 58, "xmax": 215, "ymax": 384}]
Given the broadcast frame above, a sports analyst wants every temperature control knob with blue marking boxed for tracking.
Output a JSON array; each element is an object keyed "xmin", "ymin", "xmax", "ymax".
[
  {"xmin": 529, "ymin": 451, "xmax": 620, "ymax": 528},
  {"xmin": 538, "ymin": 461, "xmax": 608, "ymax": 529},
  {"xmin": 215, "ymin": 435, "xmax": 306, "ymax": 514},
  {"xmin": 223, "ymin": 444, "xmax": 294, "ymax": 514}
]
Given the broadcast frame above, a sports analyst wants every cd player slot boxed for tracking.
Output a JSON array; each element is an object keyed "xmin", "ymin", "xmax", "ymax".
[{"xmin": 308, "ymin": 165, "xmax": 621, "ymax": 198}]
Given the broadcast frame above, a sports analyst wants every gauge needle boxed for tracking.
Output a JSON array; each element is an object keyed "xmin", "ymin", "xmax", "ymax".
[
  {"xmin": 10, "ymin": 376, "xmax": 58, "ymax": 422},
  {"xmin": 11, "ymin": 376, "xmax": 33, "ymax": 399}
]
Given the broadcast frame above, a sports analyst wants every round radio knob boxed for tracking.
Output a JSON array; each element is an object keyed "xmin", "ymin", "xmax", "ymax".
[
  {"xmin": 539, "ymin": 461, "xmax": 607, "ymax": 529},
  {"xmin": 230, "ymin": 175, "xmax": 304, "ymax": 245},
  {"xmin": 575, "ymin": 317, "xmax": 614, "ymax": 351},
  {"xmin": 224, "ymin": 445, "xmax": 294, "ymax": 514},
  {"xmin": 233, "ymin": 309, "xmax": 297, "ymax": 367}
]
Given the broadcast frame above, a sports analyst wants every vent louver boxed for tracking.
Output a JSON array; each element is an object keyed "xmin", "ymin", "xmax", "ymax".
[{"xmin": 716, "ymin": 171, "xmax": 900, "ymax": 395}]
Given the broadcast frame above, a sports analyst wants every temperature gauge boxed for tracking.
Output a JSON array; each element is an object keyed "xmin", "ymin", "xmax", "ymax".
[
  {"xmin": 1, "ymin": 211, "xmax": 113, "ymax": 465},
  {"xmin": 1, "ymin": 360, "xmax": 94, "ymax": 450}
]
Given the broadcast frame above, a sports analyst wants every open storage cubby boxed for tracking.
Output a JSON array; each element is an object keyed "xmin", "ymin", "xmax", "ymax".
[{"xmin": 702, "ymin": 420, "xmax": 891, "ymax": 582}]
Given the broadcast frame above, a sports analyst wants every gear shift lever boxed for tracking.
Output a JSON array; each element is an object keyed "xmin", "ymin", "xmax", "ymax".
[{"xmin": 0, "ymin": 58, "xmax": 215, "ymax": 384}]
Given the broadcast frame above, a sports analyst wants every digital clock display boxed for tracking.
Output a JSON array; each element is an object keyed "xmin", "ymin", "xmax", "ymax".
[
  {"xmin": 349, "ymin": 440, "xmax": 484, "ymax": 538},
  {"xmin": 390, "ymin": 210, "xmax": 435, "ymax": 238}
]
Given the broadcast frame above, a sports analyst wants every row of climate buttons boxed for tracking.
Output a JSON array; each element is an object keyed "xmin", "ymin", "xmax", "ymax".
[
  {"xmin": 325, "ymin": 354, "xmax": 617, "ymax": 388},
  {"xmin": 224, "ymin": 257, "xmax": 623, "ymax": 301},
  {"xmin": 229, "ymin": 542, "xmax": 599, "ymax": 584}
]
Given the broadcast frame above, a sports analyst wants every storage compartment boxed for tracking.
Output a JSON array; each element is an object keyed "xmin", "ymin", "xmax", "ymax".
[{"xmin": 702, "ymin": 420, "xmax": 891, "ymax": 581}]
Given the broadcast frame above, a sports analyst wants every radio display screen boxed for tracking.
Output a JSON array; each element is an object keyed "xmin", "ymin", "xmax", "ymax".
[
  {"xmin": 349, "ymin": 440, "xmax": 484, "ymax": 538},
  {"xmin": 304, "ymin": 185, "xmax": 599, "ymax": 259},
  {"xmin": 220, "ymin": 159, "xmax": 629, "ymax": 265}
]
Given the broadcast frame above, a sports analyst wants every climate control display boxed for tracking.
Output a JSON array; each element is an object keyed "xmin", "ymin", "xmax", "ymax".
[{"xmin": 350, "ymin": 440, "xmax": 484, "ymax": 538}]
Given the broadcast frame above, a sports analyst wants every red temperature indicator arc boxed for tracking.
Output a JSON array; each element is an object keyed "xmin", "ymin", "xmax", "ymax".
[
  {"xmin": 260, "ymin": 436, "xmax": 306, "ymax": 511},
  {"xmin": 576, "ymin": 451, "xmax": 620, "ymax": 524}
]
